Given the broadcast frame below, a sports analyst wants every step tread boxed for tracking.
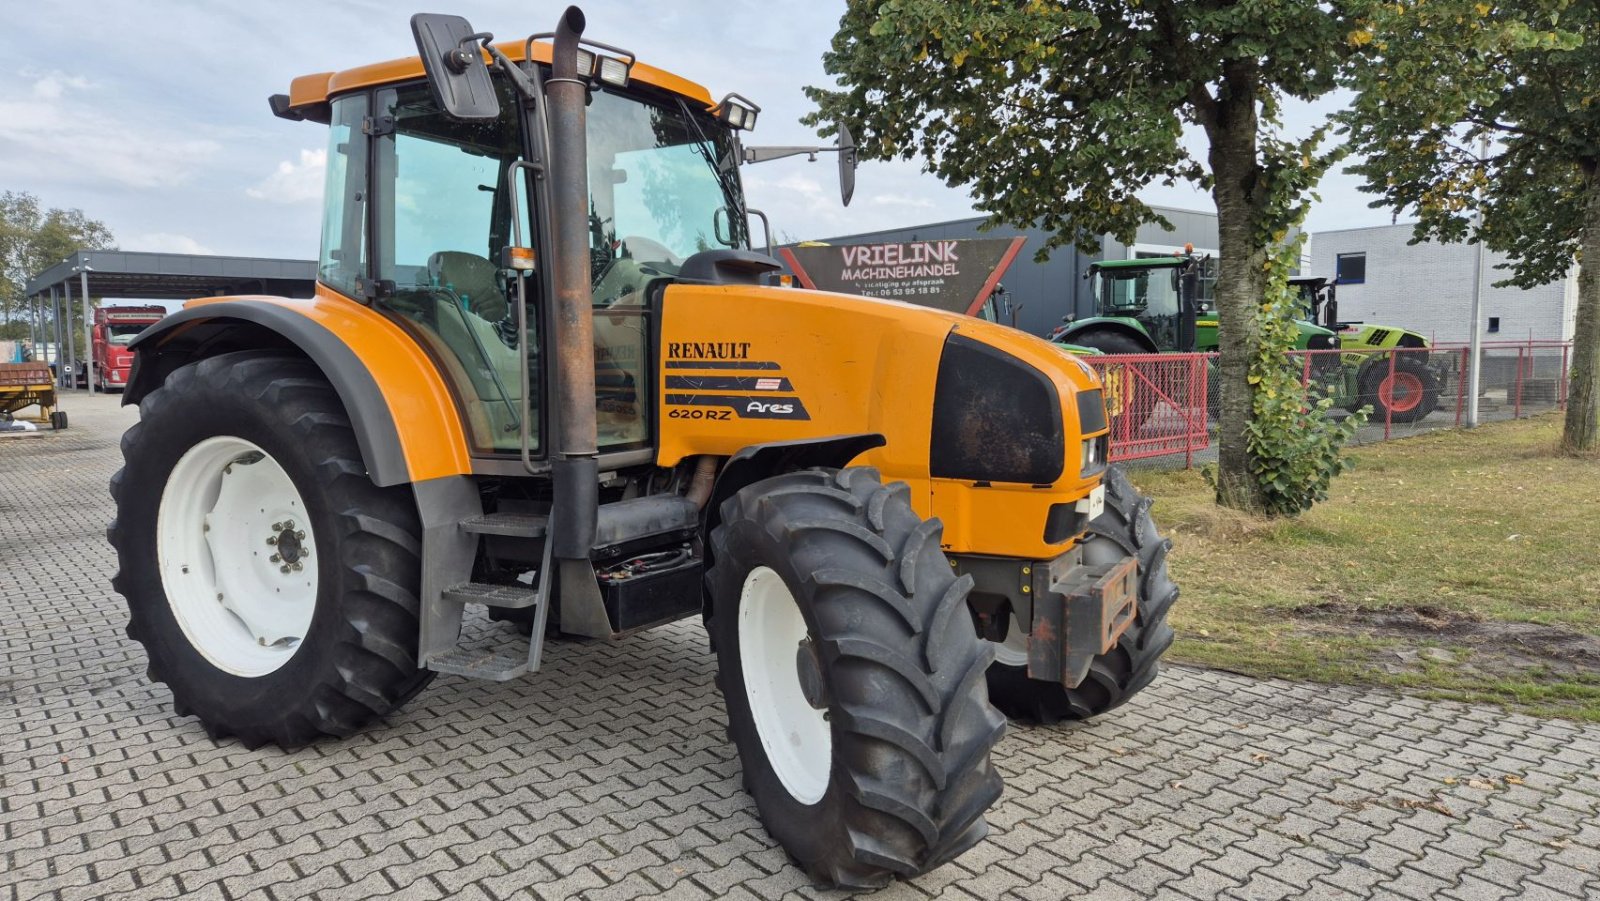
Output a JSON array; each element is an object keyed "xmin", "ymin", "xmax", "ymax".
[
  {"xmin": 426, "ymin": 646, "xmax": 529, "ymax": 681},
  {"xmin": 442, "ymin": 581, "xmax": 541, "ymax": 609},
  {"xmin": 461, "ymin": 512, "xmax": 549, "ymax": 537}
]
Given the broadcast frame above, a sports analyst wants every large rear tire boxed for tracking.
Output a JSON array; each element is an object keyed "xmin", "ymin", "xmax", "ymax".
[
  {"xmin": 110, "ymin": 351, "xmax": 433, "ymax": 749},
  {"xmin": 984, "ymin": 466, "xmax": 1178, "ymax": 723},
  {"xmin": 708, "ymin": 467, "xmax": 1006, "ymax": 888}
]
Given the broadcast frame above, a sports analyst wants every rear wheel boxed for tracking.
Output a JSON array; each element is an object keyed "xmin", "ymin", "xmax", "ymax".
[
  {"xmin": 50, "ymin": 410, "xmax": 67, "ymax": 430},
  {"xmin": 984, "ymin": 466, "xmax": 1177, "ymax": 723},
  {"xmin": 708, "ymin": 467, "xmax": 1006, "ymax": 888},
  {"xmin": 1360, "ymin": 355, "xmax": 1439, "ymax": 423},
  {"xmin": 110, "ymin": 351, "xmax": 433, "ymax": 748}
]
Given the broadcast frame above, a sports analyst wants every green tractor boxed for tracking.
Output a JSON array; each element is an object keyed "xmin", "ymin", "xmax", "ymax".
[{"xmin": 1050, "ymin": 255, "xmax": 1440, "ymax": 423}]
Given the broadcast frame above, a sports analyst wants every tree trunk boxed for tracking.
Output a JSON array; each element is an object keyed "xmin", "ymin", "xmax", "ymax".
[
  {"xmin": 1562, "ymin": 165, "xmax": 1600, "ymax": 454},
  {"xmin": 1205, "ymin": 83, "xmax": 1269, "ymax": 512}
]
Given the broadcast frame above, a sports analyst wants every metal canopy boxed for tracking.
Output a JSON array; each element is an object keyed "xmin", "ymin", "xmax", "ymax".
[{"xmin": 25, "ymin": 250, "xmax": 316, "ymax": 300}]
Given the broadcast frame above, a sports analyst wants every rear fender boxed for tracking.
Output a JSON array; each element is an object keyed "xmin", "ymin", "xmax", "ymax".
[
  {"xmin": 1053, "ymin": 318, "xmax": 1160, "ymax": 354},
  {"xmin": 125, "ymin": 297, "xmax": 471, "ymax": 487}
]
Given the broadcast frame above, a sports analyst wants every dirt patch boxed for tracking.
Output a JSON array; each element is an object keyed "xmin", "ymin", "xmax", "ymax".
[{"xmin": 1292, "ymin": 601, "xmax": 1600, "ymax": 678}]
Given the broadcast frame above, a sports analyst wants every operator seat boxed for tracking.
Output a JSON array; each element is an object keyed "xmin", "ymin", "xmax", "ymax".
[{"xmin": 428, "ymin": 251, "xmax": 509, "ymax": 322}]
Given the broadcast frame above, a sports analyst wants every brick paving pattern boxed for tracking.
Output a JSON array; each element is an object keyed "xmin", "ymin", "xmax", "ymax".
[{"xmin": 4, "ymin": 392, "xmax": 1599, "ymax": 900}]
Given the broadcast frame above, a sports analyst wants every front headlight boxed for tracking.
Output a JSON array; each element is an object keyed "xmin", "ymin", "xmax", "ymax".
[{"xmin": 1081, "ymin": 434, "xmax": 1108, "ymax": 476}]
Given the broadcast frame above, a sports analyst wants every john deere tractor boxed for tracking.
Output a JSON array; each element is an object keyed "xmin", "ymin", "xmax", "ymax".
[
  {"xmin": 108, "ymin": 7, "xmax": 1177, "ymax": 888},
  {"xmin": 1052, "ymin": 255, "xmax": 1439, "ymax": 423}
]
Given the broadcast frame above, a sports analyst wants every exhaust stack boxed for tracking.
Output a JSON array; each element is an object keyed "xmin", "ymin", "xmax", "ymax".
[{"xmin": 547, "ymin": 6, "xmax": 599, "ymax": 558}]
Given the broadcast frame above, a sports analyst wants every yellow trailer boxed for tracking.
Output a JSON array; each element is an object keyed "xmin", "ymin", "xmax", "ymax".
[{"xmin": 0, "ymin": 363, "xmax": 66, "ymax": 430}]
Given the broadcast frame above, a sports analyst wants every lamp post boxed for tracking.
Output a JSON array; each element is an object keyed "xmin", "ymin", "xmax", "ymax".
[{"xmin": 1466, "ymin": 135, "xmax": 1489, "ymax": 428}]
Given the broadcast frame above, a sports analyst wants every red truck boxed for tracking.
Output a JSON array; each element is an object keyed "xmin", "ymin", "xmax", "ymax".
[{"xmin": 92, "ymin": 306, "xmax": 165, "ymax": 392}]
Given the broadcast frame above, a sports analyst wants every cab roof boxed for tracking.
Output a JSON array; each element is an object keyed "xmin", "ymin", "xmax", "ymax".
[
  {"xmin": 1092, "ymin": 257, "xmax": 1190, "ymax": 270},
  {"xmin": 282, "ymin": 38, "xmax": 715, "ymax": 123}
]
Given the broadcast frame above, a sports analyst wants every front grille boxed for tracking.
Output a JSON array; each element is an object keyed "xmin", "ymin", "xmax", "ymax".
[{"xmin": 931, "ymin": 333, "xmax": 1064, "ymax": 484}]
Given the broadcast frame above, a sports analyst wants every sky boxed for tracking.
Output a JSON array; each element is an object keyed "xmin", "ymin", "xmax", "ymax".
[{"xmin": 0, "ymin": 1, "xmax": 1403, "ymax": 272}]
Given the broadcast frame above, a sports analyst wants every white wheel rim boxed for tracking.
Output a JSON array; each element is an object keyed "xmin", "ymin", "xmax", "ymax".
[
  {"xmin": 992, "ymin": 613, "xmax": 1030, "ymax": 668},
  {"xmin": 156, "ymin": 436, "xmax": 318, "ymax": 677},
  {"xmin": 739, "ymin": 566, "xmax": 832, "ymax": 805}
]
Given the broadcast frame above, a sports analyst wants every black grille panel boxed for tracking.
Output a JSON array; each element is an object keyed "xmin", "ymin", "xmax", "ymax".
[{"xmin": 931, "ymin": 333, "xmax": 1064, "ymax": 484}]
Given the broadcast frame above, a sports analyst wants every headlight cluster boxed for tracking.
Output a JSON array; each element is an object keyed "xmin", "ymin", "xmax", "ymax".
[{"xmin": 1081, "ymin": 434, "xmax": 1108, "ymax": 477}]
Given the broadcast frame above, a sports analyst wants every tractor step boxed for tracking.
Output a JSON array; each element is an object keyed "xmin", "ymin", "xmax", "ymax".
[
  {"xmin": 442, "ymin": 580, "xmax": 541, "ymax": 609},
  {"xmin": 461, "ymin": 512, "xmax": 549, "ymax": 538},
  {"xmin": 425, "ymin": 645, "xmax": 528, "ymax": 681}
]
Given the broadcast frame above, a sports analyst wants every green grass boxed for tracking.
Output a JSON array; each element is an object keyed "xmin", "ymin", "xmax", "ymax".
[{"xmin": 1132, "ymin": 415, "xmax": 1600, "ymax": 720}]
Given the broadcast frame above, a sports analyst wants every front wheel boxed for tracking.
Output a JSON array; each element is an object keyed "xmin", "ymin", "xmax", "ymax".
[
  {"xmin": 708, "ymin": 467, "xmax": 1006, "ymax": 888},
  {"xmin": 985, "ymin": 466, "xmax": 1178, "ymax": 722},
  {"xmin": 110, "ymin": 351, "xmax": 433, "ymax": 749}
]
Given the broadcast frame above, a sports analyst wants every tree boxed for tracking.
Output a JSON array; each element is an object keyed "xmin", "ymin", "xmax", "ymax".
[
  {"xmin": 1341, "ymin": 1, "xmax": 1599, "ymax": 453},
  {"xmin": 806, "ymin": 1, "xmax": 1358, "ymax": 513},
  {"xmin": 0, "ymin": 191, "xmax": 115, "ymax": 327}
]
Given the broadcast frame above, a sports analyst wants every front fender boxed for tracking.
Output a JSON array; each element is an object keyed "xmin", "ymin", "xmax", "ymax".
[{"xmin": 126, "ymin": 293, "xmax": 471, "ymax": 487}]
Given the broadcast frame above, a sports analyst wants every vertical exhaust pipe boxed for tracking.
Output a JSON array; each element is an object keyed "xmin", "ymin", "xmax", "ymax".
[{"xmin": 548, "ymin": 6, "xmax": 599, "ymax": 558}]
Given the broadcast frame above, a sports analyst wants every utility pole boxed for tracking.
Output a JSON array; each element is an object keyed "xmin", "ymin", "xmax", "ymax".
[{"xmin": 1466, "ymin": 135, "xmax": 1489, "ymax": 428}]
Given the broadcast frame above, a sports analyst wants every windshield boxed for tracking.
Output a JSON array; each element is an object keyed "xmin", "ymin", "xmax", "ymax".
[
  {"xmin": 107, "ymin": 323, "xmax": 149, "ymax": 345},
  {"xmin": 1092, "ymin": 266, "xmax": 1182, "ymax": 320},
  {"xmin": 585, "ymin": 88, "xmax": 747, "ymax": 288}
]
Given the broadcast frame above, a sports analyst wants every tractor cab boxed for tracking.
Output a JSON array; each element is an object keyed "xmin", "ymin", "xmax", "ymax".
[{"xmin": 1051, "ymin": 254, "xmax": 1203, "ymax": 355}]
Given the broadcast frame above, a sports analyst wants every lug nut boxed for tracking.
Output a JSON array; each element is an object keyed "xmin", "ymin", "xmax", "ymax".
[
  {"xmin": 270, "ymin": 554, "xmax": 281, "ymax": 563},
  {"xmin": 271, "ymin": 522, "xmax": 283, "ymax": 531},
  {"xmin": 295, "ymin": 530, "xmax": 305, "ymax": 539},
  {"xmin": 266, "ymin": 536, "xmax": 278, "ymax": 545},
  {"xmin": 280, "ymin": 565, "xmax": 291, "ymax": 574},
  {"xmin": 291, "ymin": 563, "xmax": 302, "ymax": 572}
]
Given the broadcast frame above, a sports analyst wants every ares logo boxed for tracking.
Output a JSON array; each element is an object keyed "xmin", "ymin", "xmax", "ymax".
[{"xmin": 745, "ymin": 400, "xmax": 794, "ymax": 415}]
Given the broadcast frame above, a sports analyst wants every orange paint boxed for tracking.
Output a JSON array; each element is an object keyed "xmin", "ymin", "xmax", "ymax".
[{"xmin": 290, "ymin": 39, "xmax": 715, "ymax": 116}]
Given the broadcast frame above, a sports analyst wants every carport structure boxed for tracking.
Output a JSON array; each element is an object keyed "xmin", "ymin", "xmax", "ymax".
[{"xmin": 22, "ymin": 250, "xmax": 315, "ymax": 392}]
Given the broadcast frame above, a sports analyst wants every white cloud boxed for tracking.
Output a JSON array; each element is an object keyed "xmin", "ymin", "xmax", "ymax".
[
  {"xmin": 0, "ymin": 70, "xmax": 219, "ymax": 190},
  {"xmin": 246, "ymin": 148, "xmax": 326, "ymax": 204},
  {"xmin": 28, "ymin": 70, "xmax": 91, "ymax": 100},
  {"xmin": 121, "ymin": 232, "xmax": 215, "ymax": 255},
  {"xmin": 868, "ymin": 193, "xmax": 936, "ymax": 210}
]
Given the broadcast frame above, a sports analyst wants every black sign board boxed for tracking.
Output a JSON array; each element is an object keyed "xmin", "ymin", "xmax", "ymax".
[{"xmin": 780, "ymin": 236, "xmax": 1027, "ymax": 316}]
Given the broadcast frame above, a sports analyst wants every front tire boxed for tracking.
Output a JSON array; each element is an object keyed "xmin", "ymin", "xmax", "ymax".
[
  {"xmin": 708, "ymin": 467, "xmax": 1006, "ymax": 888},
  {"xmin": 985, "ymin": 466, "xmax": 1178, "ymax": 723},
  {"xmin": 109, "ymin": 351, "xmax": 433, "ymax": 749}
]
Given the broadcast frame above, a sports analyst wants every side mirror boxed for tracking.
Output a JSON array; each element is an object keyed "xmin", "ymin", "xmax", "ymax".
[
  {"xmin": 836, "ymin": 122, "xmax": 857, "ymax": 207},
  {"xmin": 411, "ymin": 14, "xmax": 501, "ymax": 121}
]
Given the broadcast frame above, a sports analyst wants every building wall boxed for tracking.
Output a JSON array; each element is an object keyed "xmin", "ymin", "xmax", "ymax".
[
  {"xmin": 804, "ymin": 206, "xmax": 1219, "ymax": 337},
  {"xmin": 1309, "ymin": 224, "xmax": 1577, "ymax": 344}
]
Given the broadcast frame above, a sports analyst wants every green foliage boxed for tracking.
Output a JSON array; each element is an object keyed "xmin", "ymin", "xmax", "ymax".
[
  {"xmin": 0, "ymin": 190, "xmax": 114, "ymax": 323},
  {"xmin": 1341, "ymin": 0, "xmax": 1600, "ymax": 453},
  {"xmin": 1341, "ymin": 0, "xmax": 1596, "ymax": 288},
  {"xmin": 805, "ymin": 1, "xmax": 1352, "ymax": 259},
  {"xmin": 1234, "ymin": 231, "xmax": 1365, "ymax": 517}
]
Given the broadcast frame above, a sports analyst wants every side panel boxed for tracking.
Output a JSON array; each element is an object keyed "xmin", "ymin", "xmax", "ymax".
[
  {"xmin": 657, "ymin": 284, "xmax": 1107, "ymax": 559},
  {"xmin": 129, "ymin": 289, "xmax": 472, "ymax": 486}
]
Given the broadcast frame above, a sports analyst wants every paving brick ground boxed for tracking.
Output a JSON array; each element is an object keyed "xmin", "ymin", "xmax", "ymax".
[{"xmin": 4, "ymin": 391, "xmax": 1599, "ymax": 901}]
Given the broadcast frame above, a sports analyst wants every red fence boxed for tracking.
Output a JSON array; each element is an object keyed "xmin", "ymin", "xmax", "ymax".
[
  {"xmin": 1083, "ymin": 353, "xmax": 1210, "ymax": 465},
  {"xmin": 1087, "ymin": 339, "xmax": 1573, "ymax": 467}
]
